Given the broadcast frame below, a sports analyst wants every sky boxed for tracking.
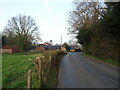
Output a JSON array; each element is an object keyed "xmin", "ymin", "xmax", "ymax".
[{"xmin": 0, "ymin": 0, "xmax": 73, "ymax": 45}]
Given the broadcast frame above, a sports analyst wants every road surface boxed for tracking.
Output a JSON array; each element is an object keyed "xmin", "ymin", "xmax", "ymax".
[{"xmin": 58, "ymin": 52, "xmax": 120, "ymax": 88}]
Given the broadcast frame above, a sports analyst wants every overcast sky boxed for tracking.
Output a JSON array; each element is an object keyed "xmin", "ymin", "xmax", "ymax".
[{"xmin": 0, "ymin": 0, "xmax": 73, "ymax": 45}]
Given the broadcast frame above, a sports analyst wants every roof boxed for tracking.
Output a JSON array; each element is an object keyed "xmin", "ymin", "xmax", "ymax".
[
  {"xmin": 2, "ymin": 45, "xmax": 20, "ymax": 49},
  {"xmin": 38, "ymin": 44, "xmax": 60, "ymax": 50},
  {"xmin": 38, "ymin": 44, "xmax": 52, "ymax": 50},
  {"xmin": 70, "ymin": 46, "xmax": 76, "ymax": 50},
  {"xmin": 52, "ymin": 46, "xmax": 60, "ymax": 49}
]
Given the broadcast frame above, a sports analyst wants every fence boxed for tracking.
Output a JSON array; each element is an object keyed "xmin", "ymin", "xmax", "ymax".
[
  {"xmin": 27, "ymin": 55, "xmax": 51, "ymax": 88},
  {"xmin": 27, "ymin": 50, "xmax": 66, "ymax": 88}
]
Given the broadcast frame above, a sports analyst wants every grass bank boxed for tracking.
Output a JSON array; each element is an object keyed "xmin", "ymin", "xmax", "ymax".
[{"xmin": 83, "ymin": 53, "xmax": 120, "ymax": 67}]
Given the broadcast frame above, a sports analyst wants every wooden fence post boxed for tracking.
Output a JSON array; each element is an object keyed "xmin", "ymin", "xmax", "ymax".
[
  {"xmin": 27, "ymin": 70, "xmax": 32, "ymax": 89},
  {"xmin": 38, "ymin": 58, "xmax": 43, "ymax": 88},
  {"xmin": 49, "ymin": 54, "xmax": 52, "ymax": 73}
]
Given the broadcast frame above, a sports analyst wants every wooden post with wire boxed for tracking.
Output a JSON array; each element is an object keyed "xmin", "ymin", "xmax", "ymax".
[
  {"xmin": 38, "ymin": 58, "xmax": 43, "ymax": 88},
  {"xmin": 49, "ymin": 53, "xmax": 52, "ymax": 73},
  {"xmin": 27, "ymin": 70, "xmax": 32, "ymax": 89},
  {"xmin": 39, "ymin": 56, "xmax": 44, "ymax": 88}
]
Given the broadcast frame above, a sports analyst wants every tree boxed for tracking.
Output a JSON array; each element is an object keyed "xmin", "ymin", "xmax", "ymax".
[
  {"xmin": 49, "ymin": 40, "xmax": 53, "ymax": 46},
  {"xmin": 99, "ymin": 2, "xmax": 120, "ymax": 60},
  {"xmin": 68, "ymin": 2, "xmax": 105, "ymax": 54},
  {"xmin": 101, "ymin": 2, "xmax": 120, "ymax": 39},
  {"xmin": 68, "ymin": 1, "xmax": 120, "ymax": 60},
  {"xmin": 68, "ymin": 2, "xmax": 106, "ymax": 35},
  {"xmin": 3, "ymin": 14, "xmax": 41, "ymax": 51}
]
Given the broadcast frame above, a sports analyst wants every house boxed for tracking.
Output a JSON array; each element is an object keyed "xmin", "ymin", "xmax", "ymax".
[
  {"xmin": 0, "ymin": 48, "xmax": 12, "ymax": 53},
  {"xmin": 61, "ymin": 46, "xmax": 66, "ymax": 51},
  {"xmin": 69, "ymin": 44, "xmax": 82, "ymax": 52},
  {"xmin": 70, "ymin": 46, "xmax": 76, "ymax": 52},
  {"xmin": 53, "ymin": 46, "xmax": 61, "ymax": 51},
  {"xmin": 0, "ymin": 45, "xmax": 21, "ymax": 53},
  {"xmin": 35, "ymin": 43, "xmax": 54, "ymax": 52},
  {"xmin": 35, "ymin": 43, "xmax": 61, "ymax": 52},
  {"xmin": 35, "ymin": 44, "xmax": 47, "ymax": 52}
]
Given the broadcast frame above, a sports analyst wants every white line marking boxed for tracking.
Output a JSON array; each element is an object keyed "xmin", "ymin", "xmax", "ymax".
[{"xmin": 108, "ymin": 78, "xmax": 120, "ymax": 87}]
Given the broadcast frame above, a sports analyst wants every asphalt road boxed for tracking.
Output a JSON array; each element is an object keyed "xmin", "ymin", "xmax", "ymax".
[{"xmin": 58, "ymin": 52, "xmax": 120, "ymax": 88}]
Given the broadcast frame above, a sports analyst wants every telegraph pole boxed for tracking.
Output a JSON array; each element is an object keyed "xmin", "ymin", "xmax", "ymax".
[
  {"xmin": 61, "ymin": 35, "xmax": 62, "ymax": 46},
  {"xmin": 61, "ymin": 35, "xmax": 62, "ymax": 50}
]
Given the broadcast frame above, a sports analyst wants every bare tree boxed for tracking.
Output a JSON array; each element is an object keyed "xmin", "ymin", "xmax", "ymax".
[
  {"xmin": 3, "ymin": 14, "xmax": 41, "ymax": 51},
  {"xmin": 68, "ymin": 1, "xmax": 106, "ymax": 34}
]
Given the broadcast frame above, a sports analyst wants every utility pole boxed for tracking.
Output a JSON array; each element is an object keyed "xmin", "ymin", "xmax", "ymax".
[
  {"xmin": 61, "ymin": 35, "xmax": 62, "ymax": 50},
  {"xmin": 61, "ymin": 35, "xmax": 62, "ymax": 46}
]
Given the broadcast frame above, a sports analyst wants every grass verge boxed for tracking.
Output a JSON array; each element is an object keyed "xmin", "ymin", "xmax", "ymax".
[{"xmin": 83, "ymin": 53, "xmax": 120, "ymax": 67}]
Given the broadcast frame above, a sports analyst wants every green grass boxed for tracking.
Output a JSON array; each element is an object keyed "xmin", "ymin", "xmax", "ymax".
[
  {"xmin": 2, "ymin": 51, "xmax": 66, "ymax": 88},
  {"xmin": 83, "ymin": 53, "xmax": 120, "ymax": 67},
  {"xmin": 2, "ymin": 53, "xmax": 41, "ymax": 88}
]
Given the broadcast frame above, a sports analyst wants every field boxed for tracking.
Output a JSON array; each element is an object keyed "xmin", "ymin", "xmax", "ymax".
[
  {"xmin": 2, "ymin": 51, "xmax": 65, "ymax": 88},
  {"xmin": 2, "ymin": 53, "xmax": 40, "ymax": 88}
]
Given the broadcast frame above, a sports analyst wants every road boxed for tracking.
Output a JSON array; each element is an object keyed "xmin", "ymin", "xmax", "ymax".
[{"xmin": 58, "ymin": 52, "xmax": 120, "ymax": 88}]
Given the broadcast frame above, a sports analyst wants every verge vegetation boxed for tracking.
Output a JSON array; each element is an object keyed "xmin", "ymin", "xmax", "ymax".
[
  {"xmin": 83, "ymin": 53, "xmax": 120, "ymax": 67},
  {"xmin": 36, "ymin": 50, "xmax": 66, "ymax": 88}
]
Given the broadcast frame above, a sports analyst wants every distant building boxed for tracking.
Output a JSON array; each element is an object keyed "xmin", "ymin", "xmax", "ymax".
[
  {"xmin": 52, "ymin": 46, "xmax": 61, "ymax": 51},
  {"xmin": 35, "ymin": 43, "xmax": 61, "ymax": 52},
  {"xmin": 69, "ymin": 45, "xmax": 82, "ymax": 52},
  {"xmin": 70, "ymin": 46, "xmax": 76, "ymax": 52},
  {"xmin": 0, "ymin": 45, "xmax": 21, "ymax": 53},
  {"xmin": 35, "ymin": 44, "xmax": 47, "ymax": 52},
  {"xmin": 61, "ymin": 46, "xmax": 66, "ymax": 51}
]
